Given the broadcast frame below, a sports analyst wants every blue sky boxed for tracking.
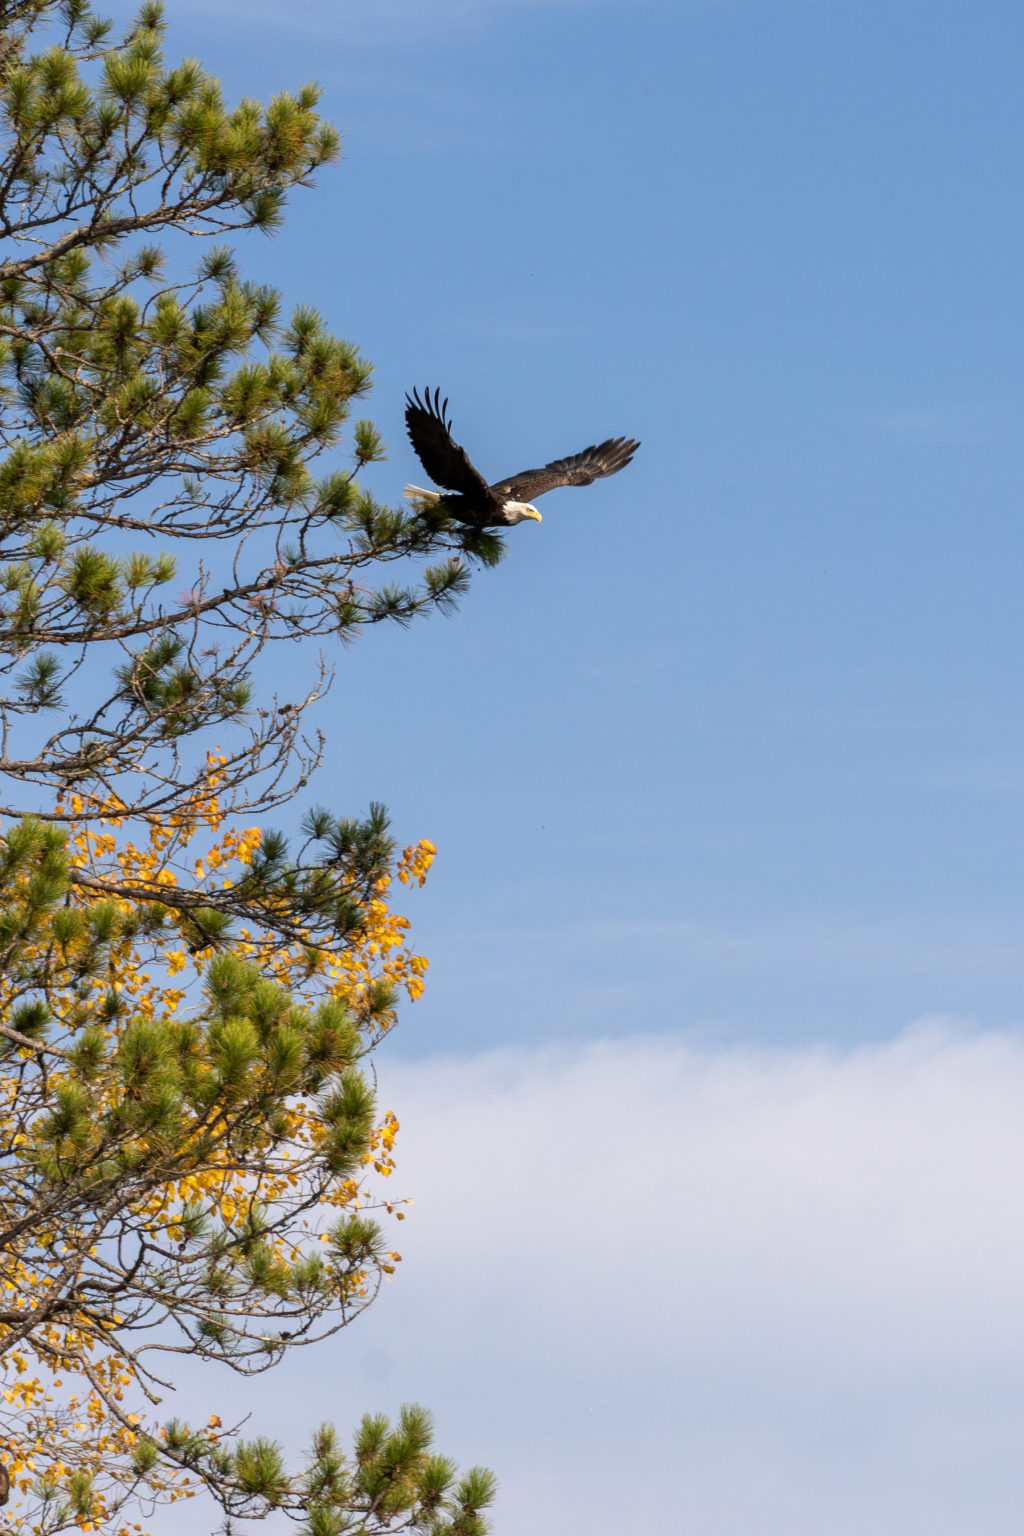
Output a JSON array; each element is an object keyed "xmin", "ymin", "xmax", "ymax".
[
  {"xmin": 154, "ymin": 0, "xmax": 1024, "ymax": 1054},
  {"xmin": 105, "ymin": 0, "xmax": 1024, "ymax": 1530}
]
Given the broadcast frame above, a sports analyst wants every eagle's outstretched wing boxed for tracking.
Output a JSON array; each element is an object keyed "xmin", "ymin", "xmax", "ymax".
[
  {"xmin": 490, "ymin": 437, "xmax": 641, "ymax": 502},
  {"xmin": 405, "ymin": 387, "xmax": 493, "ymax": 499}
]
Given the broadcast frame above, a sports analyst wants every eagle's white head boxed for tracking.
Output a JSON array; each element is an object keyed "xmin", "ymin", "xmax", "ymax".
[{"xmin": 504, "ymin": 501, "xmax": 542, "ymax": 526}]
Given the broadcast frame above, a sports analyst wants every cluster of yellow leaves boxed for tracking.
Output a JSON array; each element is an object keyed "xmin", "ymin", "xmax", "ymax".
[
  {"xmin": 397, "ymin": 838, "xmax": 437, "ymax": 888},
  {"xmin": 0, "ymin": 1350, "xmax": 191, "ymax": 1524},
  {"xmin": 61, "ymin": 755, "xmax": 264, "ymax": 990},
  {"xmin": 60, "ymin": 761, "xmax": 436, "ymax": 1019}
]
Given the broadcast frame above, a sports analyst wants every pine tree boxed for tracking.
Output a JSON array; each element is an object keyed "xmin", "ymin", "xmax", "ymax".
[{"xmin": 0, "ymin": 2, "xmax": 498, "ymax": 1530}]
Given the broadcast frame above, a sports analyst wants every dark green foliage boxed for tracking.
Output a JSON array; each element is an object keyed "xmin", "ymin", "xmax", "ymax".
[
  {"xmin": 0, "ymin": 814, "xmax": 70, "ymax": 965},
  {"xmin": 0, "ymin": 0, "xmax": 504, "ymax": 834},
  {"xmin": 137, "ymin": 1406, "xmax": 496, "ymax": 1534},
  {"xmin": 1, "ymin": 834, "xmax": 402, "ymax": 1373},
  {"xmin": 143, "ymin": 800, "xmax": 407, "ymax": 960}
]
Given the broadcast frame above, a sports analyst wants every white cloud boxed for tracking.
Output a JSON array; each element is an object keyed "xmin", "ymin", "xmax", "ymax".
[
  {"xmin": 378, "ymin": 1023, "xmax": 1024, "ymax": 1370},
  {"xmin": 155, "ymin": 1023, "xmax": 1024, "ymax": 1535}
]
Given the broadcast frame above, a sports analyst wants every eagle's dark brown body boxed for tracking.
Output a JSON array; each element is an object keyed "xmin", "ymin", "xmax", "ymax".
[{"xmin": 403, "ymin": 387, "xmax": 640, "ymax": 528}]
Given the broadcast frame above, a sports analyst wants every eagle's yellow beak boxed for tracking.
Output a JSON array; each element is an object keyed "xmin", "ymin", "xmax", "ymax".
[{"xmin": 525, "ymin": 509, "xmax": 542, "ymax": 523}]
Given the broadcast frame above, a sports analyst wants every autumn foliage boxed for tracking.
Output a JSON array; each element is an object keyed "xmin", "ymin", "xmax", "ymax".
[{"xmin": 0, "ymin": 775, "xmax": 494, "ymax": 1533}]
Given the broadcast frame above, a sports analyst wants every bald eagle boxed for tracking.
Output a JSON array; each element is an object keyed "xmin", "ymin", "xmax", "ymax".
[{"xmin": 403, "ymin": 387, "xmax": 640, "ymax": 528}]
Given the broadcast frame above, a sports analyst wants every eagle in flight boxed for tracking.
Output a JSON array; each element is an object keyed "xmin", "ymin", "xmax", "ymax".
[{"xmin": 403, "ymin": 387, "xmax": 640, "ymax": 528}]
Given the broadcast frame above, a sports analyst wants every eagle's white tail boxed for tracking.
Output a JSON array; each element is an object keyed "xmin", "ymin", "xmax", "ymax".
[{"xmin": 403, "ymin": 484, "xmax": 443, "ymax": 505}]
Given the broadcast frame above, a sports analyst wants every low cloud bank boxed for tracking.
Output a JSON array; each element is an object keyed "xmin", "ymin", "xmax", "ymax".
[
  {"xmin": 166, "ymin": 1024, "xmax": 1024, "ymax": 1535},
  {"xmin": 381, "ymin": 1022, "xmax": 1024, "ymax": 1377}
]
